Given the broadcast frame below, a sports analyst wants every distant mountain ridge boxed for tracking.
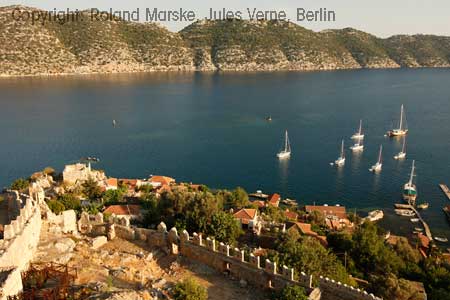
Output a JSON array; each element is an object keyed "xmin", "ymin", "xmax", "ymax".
[{"xmin": 1, "ymin": 5, "xmax": 450, "ymax": 76}]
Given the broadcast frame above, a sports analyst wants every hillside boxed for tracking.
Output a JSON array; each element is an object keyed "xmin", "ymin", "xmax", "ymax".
[{"xmin": 0, "ymin": 5, "xmax": 449, "ymax": 76}]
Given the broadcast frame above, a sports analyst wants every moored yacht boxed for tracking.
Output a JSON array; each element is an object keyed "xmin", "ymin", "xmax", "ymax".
[
  {"xmin": 403, "ymin": 160, "xmax": 418, "ymax": 205},
  {"xmin": 334, "ymin": 139, "xmax": 345, "ymax": 166},
  {"xmin": 394, "ymin": 136, "xmax": 407, "ymax": 160},
  {"xmin": 350, "ymin": 136, "xmax": 364, "ymax": 152},
  {"xmin": 351, "ymin": 119, "xmax": 364, "ymax": 140},
  {"xmin": 277, "ymin": 130, "xmax": 291, "ymax": 159},
  {"xmin": 387, "ymin": 104, "xmax": 408, "ymax": 137},
  {"xmin": 369, "ymin": 145, "xmax": 383, "ymax": 172}
]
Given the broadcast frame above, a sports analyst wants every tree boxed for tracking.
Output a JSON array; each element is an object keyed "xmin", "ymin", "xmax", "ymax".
[
  {"xmin": 43, "ymin": 167, "xmax": 55, "ymax": 176},
  {"xmin": 58, "ymin": 193, "xmax": 81, "ymax": 211},
  {"xmin": 10, "ymin": 178, "xmax": 29, "ymax": 191},
  {"xmin": 229, "ymin": 187, "xmax": 249, "ymax": 209},
  {"xmin": 173, "ymin": 278, "xmax": 207, "ymax": 300},
  {"xmin": 278, "ymin": 285, "xmax": 308, "ymax": 300},
  {"xmin": 103, "ymin": 189, "xmax": 125, "ymax": 204},
  {"xmin": 82, "ymin": 177, "xmax": 102, "ymax": 200},
  {"xmin": 206, "ymin": 211, "xmax": 243, "ymax": 244}
]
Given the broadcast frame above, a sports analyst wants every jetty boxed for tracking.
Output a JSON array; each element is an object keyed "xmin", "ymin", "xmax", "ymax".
[
  {"xmin": 410, "ymin": 205, "xmax": 433, "ymax": 241},
  {"xmin": 439, "ymin": 184, "xmax": 450, "ymax": 200}
]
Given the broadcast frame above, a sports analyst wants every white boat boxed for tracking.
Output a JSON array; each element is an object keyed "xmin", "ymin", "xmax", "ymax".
[
  {"xmin": 334, "ymin": 140, "xmax": 345, "ymax": 166},
  {"xmin": 395, "ymin": 209, "xmax": 415, "ymax": 217},
  {"xmin": 410, "ymin": 218, "xmax": 420, "ymax": 223},
  {"xmin": 351, "ymin": 119, "xmax": 365, "ymax": 140},
  {"xmin": 350, "ymin": 136, "xmax": 364, "ymax": 152},
  {"xmin": 417, "ymin": 202, "xmax": 429, "ymax": 209},
  {"xmin": 394, "ymin": 136, "xmax": 407, "ymax": 159},
  {"xmin": 435, "ymin": 237, "xmax": 448, "ymax": 243},
  {"xmin": 277, "ymin": 130, "xmax": 291, "ymax": 159},
  {"xmin": 369, "ymin": 145, "xmax": 383, "ymax": 172},
  {"xmin": 403, "ymin": 160, "xmax": 417, "ymax": 206},
  {"xmin": 414, "ymin": 227, "xmax": 423, "ymax": 232},
  {"xmin": 387, "ymin": 104, "xmax": 408, "ymax": 137},
  {"xmin": 365, "ymin": 210, "xmax": 384, "ymax": 222}
]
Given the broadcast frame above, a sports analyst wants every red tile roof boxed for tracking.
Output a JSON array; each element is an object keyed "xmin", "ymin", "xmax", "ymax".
[
  {"xmin": 104, "ymin": 205, "xmax": 142, "ymax": 216},
  {"xmin": 252, "ymin": 200, "xmax": 266, "ymax": 208},
  {"xmin": 106, "ymin": 178, "xmax": 118, "ymax": 187},
  {"xmin": 289, "ymin": 222, "xmax": 317, "ymax": 236},
  {"xmin": 119, "ymin": 179, "xmax": 139, "ymax": 188},
  {"xmin": 268, "ymin": 193, "xmax": 280, "ymax": 207},
  {"xmin": 284, "ymin": 209, "xmax": 298, "ymax": 221},
  {"xmin": 150, "ymin": 175, "xmax": 175, "ymax": 186},
  {"xmin": 305, "ymin": 205, "xmax": 347, "ymax": 219},
  {"xmin": 233, "ymin": 209, "xmax": 257, "ymax": 224},
  {"xmin": 417, "ymin": 233, "xmax": 430, "ymax": 249}
]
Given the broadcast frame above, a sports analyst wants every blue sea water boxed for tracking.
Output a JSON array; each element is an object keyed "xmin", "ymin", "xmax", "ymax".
[{"xmin": 0, "ymin": 69, "xmax": 449, "ymax": 238}]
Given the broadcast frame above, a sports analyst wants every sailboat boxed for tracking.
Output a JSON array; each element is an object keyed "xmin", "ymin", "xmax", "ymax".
[
  {"xmin": 369, "ymin": 145, "xmax": 383, "ymax": 172},
  {"xmin": 387, "ymin": 104, "xmax": 408, "ymax": 137},
  {"xmin": 277, "ymin": 130, "xmax": 291, "ymax": 159},
  {"xmin": 350, "ymin": 136, "xmax": 364, "ymax": 152},
  {"xmin": 403, "ymin": 160, "xmax": 418, "ymax": 205},
  {"xmin": 394, "ymin": 136, "xmax": 407, "ymax": 160},
  {"xmin": 334, "ymin": 140, "xmax": 345, "ymax": 166},
  {"xmin": 351, "ymin": 120, "xmax": 364, "ymax": 139}
]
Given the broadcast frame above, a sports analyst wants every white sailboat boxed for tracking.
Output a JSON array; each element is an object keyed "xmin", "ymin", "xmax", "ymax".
[
  {"xmin": 350, "ymin": 136, "xmax": 364, "ymax": 152},
  {"xmin": 403, "ymin": 160, "xmax": 417, "ymax": 205},
  {"xmin": 277, "ymin": 130, "xmax": 291, "ymax": 159},
  {"xmin": 387, "ymin": 104, "xmax": 408, "ymax": 137},
  {"xmin": 334, "ymin": 140, "xmax": 345, "ymax": 166},
  {"xmin": 394, "ymin": 136, "xmax": 407, "ymax": 160},
  {"xmin": 351, "ymin": 119, "xmax": 364, "ymax": 140},
  {"xmin": 369, "ymin": 145, "xmax": 383, "ymax": 172}
]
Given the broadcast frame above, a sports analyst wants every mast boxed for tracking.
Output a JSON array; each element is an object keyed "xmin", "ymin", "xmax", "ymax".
[
  {"xmin": 378, "ymin": 145, "xmax": 383, "ymax": 164},
  {"xmin": 341, "ymin": 140, "xmax": 345, "ymax": 158},
  {"xmin": 399, "ymin": 104, "xmax": 404, "ymax": 130},
  {"xmin": 408, "ymin": 160, "xmax": 415, "ymax": 185},
  {"xmin": 358, "ymin": 120, "xmax": 362, "ymax": 135},
  {"xmin": 285, "ymin": 130, "xmax": 290, "ymax": 152}
]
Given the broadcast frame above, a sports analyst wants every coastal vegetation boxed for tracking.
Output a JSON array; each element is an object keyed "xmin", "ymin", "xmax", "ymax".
[
  {"xmin": 1, "ymin": 5, "xmax": 450, "ymax": 75},
  {"xmin": 173, "ymin": 278, "xmax": 208, "ymax": 300}
]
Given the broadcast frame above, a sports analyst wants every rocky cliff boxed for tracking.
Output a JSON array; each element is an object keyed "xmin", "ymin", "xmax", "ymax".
[{"xmin": 1, "ymin": 6, "xmax": 449, "ymax": 76}]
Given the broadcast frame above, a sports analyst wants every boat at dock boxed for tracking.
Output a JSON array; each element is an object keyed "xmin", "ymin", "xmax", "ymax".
[
  {"xmin": 369, "ymin": 145, "xmax": 383, "ymax": 172},
  {"xmin": 417, "ymin": 202, "xmax": 429, "ymax": 209},
  {"xmin": 434, "ymin": 237, "xmax": 448, "ymax": 243},
  {"xmin": 439, "ymin": 184, "xmax": 450, "ymax": 200},
  {"xmin": 334, "ymin": 140, "xmax": 346, "ymax": 166},
  {"xmin": 414, "ymin": 227, "xmax": 423, "ymax": 232},
  {"xmin": 403, "ymin": 160, "xmax": 417, "ymax": 206},
  {"xmin": 410, "ymin": 218, "xmax": 420, "ymax": 223},
  {"xmin": 365, "ymin": 210, "xmax": 384, "ymax": 222},
  {"xmin": 395, "ymin": 203, "xmax": 412, "ymax": 209},
  {"xmin": 395, "ymin": 209, "xmax": 415, "ymax": 217},
  {"xmin": 281, "ymin": 199, "xmax": 298, "ymax": 206},
  {"xmin": 351, "ymin": 119, "xmax": 364, "ymax": 140},
  {"xmin": 277, "ymin": 130, "xmax": 291, "ymax": 159},
  {"xmin": 394, "ymin": 136, "xmax": 407, "ymax": 160},
  {"xmin": 387, "ymin": 104, "xmax": 408, "ymax": 137}
]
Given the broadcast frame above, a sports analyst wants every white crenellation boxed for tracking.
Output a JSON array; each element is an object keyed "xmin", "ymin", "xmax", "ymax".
[
  {"xmin": 233, "ymin": 247, "xmax": 245, "ymax": 262},
  {"xmin": 265, "ymin": 259, "xmax": 277, "ymax": 274}
]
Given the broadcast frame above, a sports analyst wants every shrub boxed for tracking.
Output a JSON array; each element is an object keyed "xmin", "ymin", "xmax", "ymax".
[
  {"xmin": 47, "ymin": 200, "xmax": 66, "ymax": 214},
  {"xmin": 277, "ymin": 285, "xmax": 308, "ymax": 300},
  {"xmin": 10, "ymin": 178, "xmax": 30, "ymax": 191},
  {"xmin": 173, "ymin": 278, "xmax": 207, "ymax": 300}
]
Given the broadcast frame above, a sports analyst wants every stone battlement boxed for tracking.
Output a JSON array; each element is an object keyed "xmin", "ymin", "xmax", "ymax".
[{"xmin": 0, "ymin": 192, "xmax": 42, "ymax": 299}]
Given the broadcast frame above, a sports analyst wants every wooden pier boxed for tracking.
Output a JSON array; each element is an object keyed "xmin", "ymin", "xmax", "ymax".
[
  {"xmin": 410, "ymin": 206, "xmax": 433, "ymax": 241},
  {"xmin": 439, "ymin": 184, "xmax": 450, "ymax": 200}
]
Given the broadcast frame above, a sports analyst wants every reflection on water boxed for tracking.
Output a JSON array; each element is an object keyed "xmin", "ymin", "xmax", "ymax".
[{"xmin": 278, "ymin": 158, "xmax": 289, "ymax": 195}]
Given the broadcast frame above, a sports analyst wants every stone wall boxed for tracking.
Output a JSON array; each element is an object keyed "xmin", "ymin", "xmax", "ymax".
[
  {"xmin": 0, "ymin": 196, "xmax": 42, "ymax": 299},
  {"xmin": 98, "ymin": 221, "xmax": 381, "ymax": 300}
]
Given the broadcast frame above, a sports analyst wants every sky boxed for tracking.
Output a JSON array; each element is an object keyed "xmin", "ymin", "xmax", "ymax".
[{"xmin": 2, "ymin": 0, "xmax": 450, "ymax": 37}]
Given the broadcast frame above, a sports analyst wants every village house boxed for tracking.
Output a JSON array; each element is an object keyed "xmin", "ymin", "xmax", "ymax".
[
  {"xmin": 149, "ymin": 175, "xmax": 175, "ymax": 188},
  {"xmin": 287, "ymin": 221, "xmax": 328, "ymax": 247},
  {"xmin": 103, "ymin": 204, "xmax": 143, "ymax": 221},
  {"xmin": 305, "ymin": 204, "xmax": 353, "ymax": 230},
  {"xmin": 284, "ymin": 209, "xmax": 298, "ymax": 221},
  {"xmin": 267, "ymin": 193, "xmax": 280, "ymax": 207},
  {"xmin": 233, "ymin": 208, "xmax": 261, "ymax": 233},
  {"xmin": 105, "ymin": 178, "xmax": 118, "ymax": 191}
]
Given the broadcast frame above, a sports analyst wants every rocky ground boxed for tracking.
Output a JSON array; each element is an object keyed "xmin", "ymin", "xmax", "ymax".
[{"xmin": 33, "ymin": 221, "xmax": 269, "ymax": 300}]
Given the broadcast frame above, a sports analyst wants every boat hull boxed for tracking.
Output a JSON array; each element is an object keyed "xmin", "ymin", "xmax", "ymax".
[
  {"xmin": 394, "ymin": 152, "xmax": 406, "ymax": 160},
  {"xmin": 277, "ymin": 151, "xmax": 291, "ymax": 159},
  {"xmin": 387, "ymin": 129, "xmax": 408, "ymax": 137}
]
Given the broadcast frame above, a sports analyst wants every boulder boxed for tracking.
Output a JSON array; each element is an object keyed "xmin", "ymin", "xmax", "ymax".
[{"xmin": 91, "ymin": 236, "xmax": 108, "ymax": 250}]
